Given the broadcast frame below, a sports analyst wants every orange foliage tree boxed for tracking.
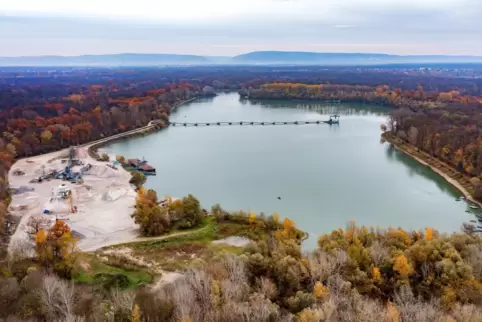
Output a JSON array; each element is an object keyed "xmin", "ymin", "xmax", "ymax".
[{"xmin": 35, "ymin": 220, "xmax": 78, "ymax": 276}]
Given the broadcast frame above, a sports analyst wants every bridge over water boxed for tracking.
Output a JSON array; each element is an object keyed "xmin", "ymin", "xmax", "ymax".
[{"xmin": 169, "ymin": 115, "xmax": 340, "ymax": 127}]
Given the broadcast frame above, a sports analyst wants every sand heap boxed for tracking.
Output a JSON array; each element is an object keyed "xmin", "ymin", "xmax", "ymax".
[
  {"xmin": 73, "ymin": 185, "xmax": 94, "ymax": 202},
  {"xmin": 102, "ymin": 182, "xmax": 129, "ymax": 201},
  {"xmin": 85, "ymin": 164, "xmax": 118, "ymax": 178}
]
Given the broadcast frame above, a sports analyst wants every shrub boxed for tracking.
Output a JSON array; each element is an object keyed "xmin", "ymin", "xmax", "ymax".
[
  {"xmin": 116, "ymin": 155, "xmax": 126, "ymax": 164},
  {"xmin": 129, "ymin": 171, "xmax": 146, "ymax": 188},
  {"xmin": 93, "ymin": 273, "xmax": 130, "ymax": 290}
]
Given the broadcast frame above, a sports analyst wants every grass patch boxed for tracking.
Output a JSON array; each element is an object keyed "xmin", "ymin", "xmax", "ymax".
[
  {"xmin": 132, "ymin": 217, "xmax": 217, "ymax": 249},
  {"xmin": 216, "ymin": 221, "xmax": 269, "ymax": 241},
  {"xmin": 102, "ymin": 217, "xmax": 274, "ymax": 272},
  {"xmin": 208, "ymin": 243, "xmax": 245, "ymax": 255},
  {"xmin": 73, "ymin": 254, "xmax": 152, "ymax": 289}
]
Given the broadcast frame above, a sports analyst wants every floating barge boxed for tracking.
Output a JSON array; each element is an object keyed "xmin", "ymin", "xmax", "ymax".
[{"xmin": 127, "ymin": 158, "xmax": 156, "ymax": 175}]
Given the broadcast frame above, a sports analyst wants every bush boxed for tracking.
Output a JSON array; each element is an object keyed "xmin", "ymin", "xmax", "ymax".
[
  {"xmin": 116, "ymin": 155, "xmax": 126, "ymax": 164},
  {"xmin": 100, "ymin": 153, "xmax": 110, "ymax": 162},
  {"xmin": 168, "ymin": 194, "xmax": 204, "ymax": 229},
  {"xmin": 129, "ymin": 171, "xmax": 146, "ymax": 188},
  {"xmin": 93, "ymin": 273, "xmax": 130, "ymax": 290}
]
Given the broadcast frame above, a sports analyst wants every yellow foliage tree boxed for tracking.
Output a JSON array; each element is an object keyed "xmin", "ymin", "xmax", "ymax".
[
  {"xmin": 387, "ymin": 228, "xmax": 412, "ymax": 247},
  {"xmin": 35, "ymin": 229, "xmax": 52, "ymax": 263},
  {"xmin": 393, "ymin": 255, "xmax": 413, "ymax": 279},
  {"xmin": 387, "ymin": 301, "xmax": 400, "ymax": 322},
  {"xmin": 442, "ymin": 146, "xmax": 451, "ymax": 156},
  {"xmin": 275, "ymin": 217, "xmax": 298, "ymax": 241},
  {"xmin": 372, "ymin": 267, "xmax": 381, "ymax": 282},
  {"xmin": 131, "ymin": 304, "xmax": 141, "ymax": 322},
  {"xmin": 283, "ymin": 217, "xmax": 295, "ymax": 231},
  {"xmin": 40, "ymin": 130, "xmax": 53, "ymax": 143},
  {"xmin": 35, "ymin": 229, "xmax": 47, "ymax": 244},
  {"xmin": 116, "ymin": 155, "xmax": 126, "ymax": 164},
  {"xmin": 35, "ymin": 221, "xmax": 78, "ymax": 268},
  {"xmin": 136, "ymin": 187, "xmax": 147, "ymax": 204},
  {"xmin": 272, "ymin": 212, "xmax": 280, "ymax": 225},
  {"xmin": 441, "ymin": 287, "xmax": 457, "ymax": 310},
  {"xmin": 425, "ymin": 227, "xmax": 433, "ymax": 241},
  {"xmin": 248, "ymin": 212, "xmax": 256, "ymax": 225},
  {"xmin": 313, "ymin": 282, "xmax": 329, "ymax": 301},
  {"xmin": 298, "ymin": 308, "xmax": 321, "ymax": 322}
]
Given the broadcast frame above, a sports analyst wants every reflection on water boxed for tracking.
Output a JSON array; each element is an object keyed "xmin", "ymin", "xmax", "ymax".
[
  {"xmin": 106, "ymin": 93, "xmax": 470, "ymax": 247},
  {"xmin": 248, "ymin": 99, "xmax": 390, "ymax": 116},
  {"xmin": 384, "ymin": 144, "xmax": 458, "ymax": 197}
]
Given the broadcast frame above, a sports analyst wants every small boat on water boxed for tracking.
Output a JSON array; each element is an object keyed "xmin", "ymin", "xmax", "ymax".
[
  {"xmin": 127, "ymin": 158, "xmax": 156, "ymax": 175},
  {"xmin": 456, "ymin": 196, "xmax": 466, "ymax": 201},
  {"xmin": 139, "ymin": 163, "xmax": 156, "ymax": 175},
  {"xmin": 469, "ymin": 204, "xmax": 480, "ymax": 210}
]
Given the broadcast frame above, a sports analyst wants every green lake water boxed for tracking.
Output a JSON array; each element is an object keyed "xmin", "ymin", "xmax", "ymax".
[{"xmin": 104, "ymin": 93, "xmax": 476, "ymax": 248}]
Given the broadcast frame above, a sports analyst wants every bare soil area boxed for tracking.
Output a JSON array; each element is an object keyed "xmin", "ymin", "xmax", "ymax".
[{"xmin": 8, "ymin": 146, "xmax": 141, "ymax": 253}]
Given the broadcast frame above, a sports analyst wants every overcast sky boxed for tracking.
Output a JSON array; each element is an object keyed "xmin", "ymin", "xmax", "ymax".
[{"xmin": 1, "ymin": 0, "xmax": 481, "ymax": 56}]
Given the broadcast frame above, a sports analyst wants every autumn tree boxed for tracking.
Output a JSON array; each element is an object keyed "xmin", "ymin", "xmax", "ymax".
[
  {"xmin": 425, "ymin": 227, "xmax": 433, "ymax": 241},
  {"xmin": 132, "ymin": 304, "xmax": 141, "ymax": 322},
  {"xmin": 393, "ymin": 254, "xmax": 413, "ymax": 279},
  {"xmin": 372, "ymin": 267, "xmax": 382, "ymax": 283},
  {"xmin": 167, "ymin": 194, "xmax": 204, "ymax": 229},
  {"xmin": 313, "ymin": 281, "xmax": 329, "ymax": 301},
  {"xmin": 248, "ymin": 212, "xmax": 257, "ymax": 225},
  {"xmin": 40, "ymin": 130, "xmax": 53, "ymax": 143},
  {"xmin": 275, "ymin": 217, "xmax": 301, "ymax": 242},
  {"xmin": 35, "ymin": 220, "xmax": 78, "ymax": 277}
]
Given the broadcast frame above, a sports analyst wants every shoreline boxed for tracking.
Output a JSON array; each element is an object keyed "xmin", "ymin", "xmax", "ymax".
[
  {"xmin": 88, "ymin": 96, "xmax": 199, "ymax": 158},
  {"xmin": 7, "ymin": 97, "xmax": 201, "ymax": 255},
  {"xmin": 383, "ymin": 133, "xmax": 482, "ymax": 208}
]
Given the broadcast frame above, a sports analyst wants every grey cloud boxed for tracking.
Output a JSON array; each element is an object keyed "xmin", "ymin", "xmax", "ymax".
[{"xmin": 1, "ymin": 1, "xmax": 482, "ymax": 57}]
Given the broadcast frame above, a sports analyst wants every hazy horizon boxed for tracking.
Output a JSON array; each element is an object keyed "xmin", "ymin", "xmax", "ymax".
[
  {"xmin": 3, "ymin": 51, "xmax": 482, "ymax": 59},
  {"xmin": 1, "ymin": 0, "xmax": 481, "ymax": 57}
]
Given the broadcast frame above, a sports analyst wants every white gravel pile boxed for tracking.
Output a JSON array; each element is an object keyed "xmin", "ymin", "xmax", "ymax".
[
  {"xmin": 74, "ymin": 186, "xmax": 94, "ymax": 202},
  {"xmin": 102, "ymin": 189, "xmax": 126, "ymax": 201},
  {"xmin": 85, "ymin": 164, "xmax": 118, "ymax": 178}
]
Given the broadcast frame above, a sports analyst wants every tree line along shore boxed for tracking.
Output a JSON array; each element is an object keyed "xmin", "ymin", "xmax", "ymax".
[{"xmin": 0, "ymin": 67, "xmax": 481, "ymax": 321}]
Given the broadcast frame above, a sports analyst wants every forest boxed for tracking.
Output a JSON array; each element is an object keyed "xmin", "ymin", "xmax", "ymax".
[
  {"xmin": 1, "ymin": 66, "xmax": 482, "ymax": 321},
  {"xmin": 0, "ymin": 205, "xmax": 481, "ymax": 321}
]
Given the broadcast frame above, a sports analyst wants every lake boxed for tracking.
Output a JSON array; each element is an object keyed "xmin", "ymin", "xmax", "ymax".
[{"xmin": 104, "ymin": 93, "xmax": 474, "ymax": 249}]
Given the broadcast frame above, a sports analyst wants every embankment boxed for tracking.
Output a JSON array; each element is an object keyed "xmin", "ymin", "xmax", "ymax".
[
  {"xmin": 87, "ymin": 97, "xmax": 199, "ymax": 158},
  {"xmin": 382, "ymin": 132, "xmax": 482, "ymax": 207}
]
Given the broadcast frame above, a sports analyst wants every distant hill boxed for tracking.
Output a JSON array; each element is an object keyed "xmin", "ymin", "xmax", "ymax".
[
  {"xmin": 2, "ymin": 51, "xmax": 482, "ymax": 66},
  {"xmin": 0, "ymin": 53, "xmax": 209, "ymax": 66},
  {"xmin": 231, "ymin": 51, "xmax": 482, "ymax": 65}
]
